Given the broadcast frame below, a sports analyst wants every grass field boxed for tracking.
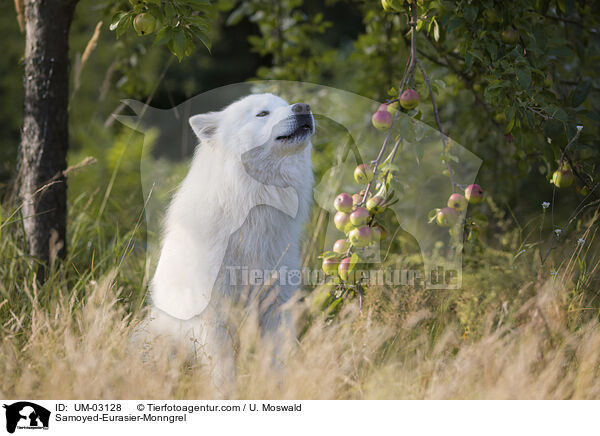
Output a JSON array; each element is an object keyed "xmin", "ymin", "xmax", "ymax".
[{"xmin": 1, "ymin": 186, "xmax": 599, "ymax": 400}]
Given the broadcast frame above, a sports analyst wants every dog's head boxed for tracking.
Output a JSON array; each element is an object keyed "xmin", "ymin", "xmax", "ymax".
[{"xmin": 189, "ymin": 93, "xmax": 314, "ymax": 157}]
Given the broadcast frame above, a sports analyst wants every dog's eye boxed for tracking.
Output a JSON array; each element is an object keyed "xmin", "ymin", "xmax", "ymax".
[{"xmin": 256, "ymin": 111, "xmax": 270, "ymax": 117}]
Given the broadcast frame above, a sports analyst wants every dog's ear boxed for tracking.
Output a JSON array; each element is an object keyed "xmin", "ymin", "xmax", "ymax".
[{"xmin": 189, "ymin": 112, "xmax": 220, "ymax": 142}]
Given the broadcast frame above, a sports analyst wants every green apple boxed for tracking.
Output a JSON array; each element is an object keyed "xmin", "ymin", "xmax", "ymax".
[
  {"xmin": 501, "ymin": 28, "xmax": 519, "ymax": 45},
  {"xmin": 552, "ymin": 169, "xmax": 574, "ymax": 188},
  {"xmin": 387, "ymin": 101, "xmax": 399, "ymax": 115},
  {"xmin": 354, "ymin": 164, "xmax": 374, "ymax": 184},
  {"xmin": 133, "ymin": 13, "xmax": 156, "ymax": 36},
  {"xmin": 371, "ymin": 225, "xmax": 382, "ymax": 242},
  {"xmin": 338, "ymin": 257, "xmax": 354, "ymax": 282},
  {"xmin": 349, "ymin": 225, "xmax": 372, "ymax": 247},
  {"xmin": 436, "ymin": 207, "xmax": 459, "ymax": 227},
  {"xmin": 374, "ymin": 224, "xmax": 388, "ymax": 240},
  {"xmin": 366, "ymin": 196, "xmax": 386, "ymax": 214}
]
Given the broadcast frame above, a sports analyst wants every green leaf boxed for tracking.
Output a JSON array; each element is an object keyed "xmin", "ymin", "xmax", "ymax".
[
  {"xmin": 463, "ymin": 5, "xmax": 478, "ymax": 23},
  {"xmin": 326, "ymin": 298, "xmax": 343, "ymax": 316},
  {"xmin": 186, "ymin": 15, "xmax": 210, "ymax": 32},
  {"xmin": 116, "ymin": 14, "xmax": 133, "ymax": 38},
  {"xmin": 572, "ymin": 80, "xmax": 591, "ymax": 107},
  {"xmin": 543, "ymin": 119, "xmax": 564, "ymax": 143},
  {"xmin": 428, "ymin": 208, "xmax": 440, "ymax": 223},
  {"xmin": 348, "ymin": 253, "xmax": 360, "ymax": 272},
  {"xmin": 578, "ymin": 110, "xmax": 600, "ymax": 124},
  {"xmin": 197, "ymin": 31, "xmax": 212, "ymax": 52},
  {"xmin": 516, "ymin": 66, "xmax": 531, "ymax": 89},
  {"xmin": 109, "ymin": 12, "xmax": 126, "ymax": 31},
  {"xmin": 110, "ymin": 12, "xmax": 133, "ymax": 38},
  {"xmin": 471, "ymin": 210, "xmax": 489, "ymax": 227},
  {"xmin": 187, "ymin": 0, "xmax": 212, "ymax": 7},
  {"xmin": 154, "ymin": 26, "xmax": 172, "ymax": 46},
  {"xmin": 170, "ymin": 28, "xmax": 187, "ymax": 61},
  {"xmin": 431, "ymin": 16, "xmax": 440, "ymax": 42},
  {"xmin": 505, "ymin": 116, "xmax": 515, "ymax": 134}
]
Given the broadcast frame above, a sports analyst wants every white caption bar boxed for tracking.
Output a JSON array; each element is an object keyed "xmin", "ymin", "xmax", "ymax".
[{"xmin": 0, "ymin": 400, "xmax": 595, "ymax": 435}]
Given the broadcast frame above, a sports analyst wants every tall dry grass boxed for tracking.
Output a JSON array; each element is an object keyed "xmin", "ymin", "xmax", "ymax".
[
  {"xmin": 1, "ymin": 263, "xmax": 600, "ymax": 399},
  {"xmin": 1, "ymin": 194, "xmax": 599, "ymax": 399}
]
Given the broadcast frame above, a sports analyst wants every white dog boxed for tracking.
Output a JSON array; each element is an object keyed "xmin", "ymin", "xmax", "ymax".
[{"xmin": 145, "ymin": 93, "xmax": 314, "ymax": 381}]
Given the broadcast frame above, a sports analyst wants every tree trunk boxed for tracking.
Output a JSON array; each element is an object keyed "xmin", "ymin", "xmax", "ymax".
[{"xmin": 16, "ymin": 0, "xmax": 77, "ymax": 275}]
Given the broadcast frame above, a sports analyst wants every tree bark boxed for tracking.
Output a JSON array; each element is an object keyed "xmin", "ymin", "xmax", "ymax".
[{"xmin": 16, "ymin": 0, "xmax": 77, "ymax": 275}]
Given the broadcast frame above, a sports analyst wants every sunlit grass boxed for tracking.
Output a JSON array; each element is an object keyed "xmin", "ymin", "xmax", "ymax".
[{"xmin": 0, "ymin": 189, "xmax": 599, "ymax": 399}]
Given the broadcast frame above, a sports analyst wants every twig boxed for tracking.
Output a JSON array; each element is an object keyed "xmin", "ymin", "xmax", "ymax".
[
  {"xmin": 527, "ymin": 106, "xmax": 554, "ymax": 120},
  {"xmin": 407, "ymin": 0, "xmax": 418, "ymax": 85},
  {"xmin": 417, "ymin": 58, "xmax": 456, "ymax": 192}
]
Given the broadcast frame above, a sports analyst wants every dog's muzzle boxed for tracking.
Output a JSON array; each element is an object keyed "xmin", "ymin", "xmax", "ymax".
[{"xmin": 275, "ymin": 103, "xmax": 314, "ymax": 142}]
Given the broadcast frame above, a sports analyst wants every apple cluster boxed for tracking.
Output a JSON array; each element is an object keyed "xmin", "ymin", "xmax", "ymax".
[
  {"xmin": 322, "ymin": 164, "xmax": 390, "ymax": 281},
  {"xmin": 371, "ymin": 89, "xmax": 420, "ymax": 130},
  {"xmin": 432, "ymin": 184, "xmax": 484, "ymax": 228}
]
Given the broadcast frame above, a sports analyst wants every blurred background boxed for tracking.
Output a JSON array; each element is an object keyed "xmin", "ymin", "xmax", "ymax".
[{"xmin": 2, "ymin": 0, "xmax": 597, "ymax": 232}]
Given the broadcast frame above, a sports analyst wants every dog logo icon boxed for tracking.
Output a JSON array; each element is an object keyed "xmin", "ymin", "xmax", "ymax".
[{"xmin": 2, "ymin": 402, "xmax": 50, "ymax": 433}]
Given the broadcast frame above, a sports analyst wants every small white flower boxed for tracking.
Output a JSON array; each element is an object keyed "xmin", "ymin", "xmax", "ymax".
[
  {"xmin": 577, "ymin": 238, "xmax": 585, "ymax": 245},
  {"xmin": 542, "ymin": 202, "xmax": 550, "ymax": 209},
  {"xmin": 517, "ymin": 249, "xmax": 526, "ymax": 255},
  {"xmin": 554, "ymin": 229, "xmax": 562, "ymax": 236},
  {"xmin": 576, "ymin": 125, "xmax": 583, "ymax": 132}
]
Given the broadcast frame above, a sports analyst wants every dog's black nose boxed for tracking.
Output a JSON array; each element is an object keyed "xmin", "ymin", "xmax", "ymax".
[{"xmin": 292, "ymin": 103, "xmax": 311, "ymax": 114}]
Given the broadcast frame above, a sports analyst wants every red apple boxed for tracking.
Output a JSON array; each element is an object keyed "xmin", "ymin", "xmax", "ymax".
[
  {"xmin": 371, "ymin": 109, "xmax": 393, "ymax": 130},
  {"xmin": 352, "ymin": 193, "xmax": 363, "ymax": 206},
  {"xmin": 465, "ymin": 184, "xmax": 484, "ymax": 204},
  {"xmin": 349, "ymin": 225, "xmax": 372, "ymax": 247},
  {"xmin": 350, "ymin": 207, "xmax": 370, "ymax": 226},
  {"xmin": 322, "ymin": 257, "xmax": 340, "ymax": 275},
  {"xmin": 447, "ymin": 193, "xmax": 467, "ymax": 211},
  {"xmin": 334, "ymin": 212, "xmax": 352, "ymax": 233},
  {"xmin": 400, "ymin": 89, "xmax": 420, "ymax": 110},
  {"xmin": 333, "ymin": 239, "xmax": 351, "ymax": 254},
  {"xmin": 334, "ymin": 192, "xmax": 353, "ymax": 212}
]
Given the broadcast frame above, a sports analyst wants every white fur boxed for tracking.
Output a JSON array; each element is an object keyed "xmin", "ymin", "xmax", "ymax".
[{"xmin": 144, "ymin": 94, "xmax": 314, "ymax": 376}]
